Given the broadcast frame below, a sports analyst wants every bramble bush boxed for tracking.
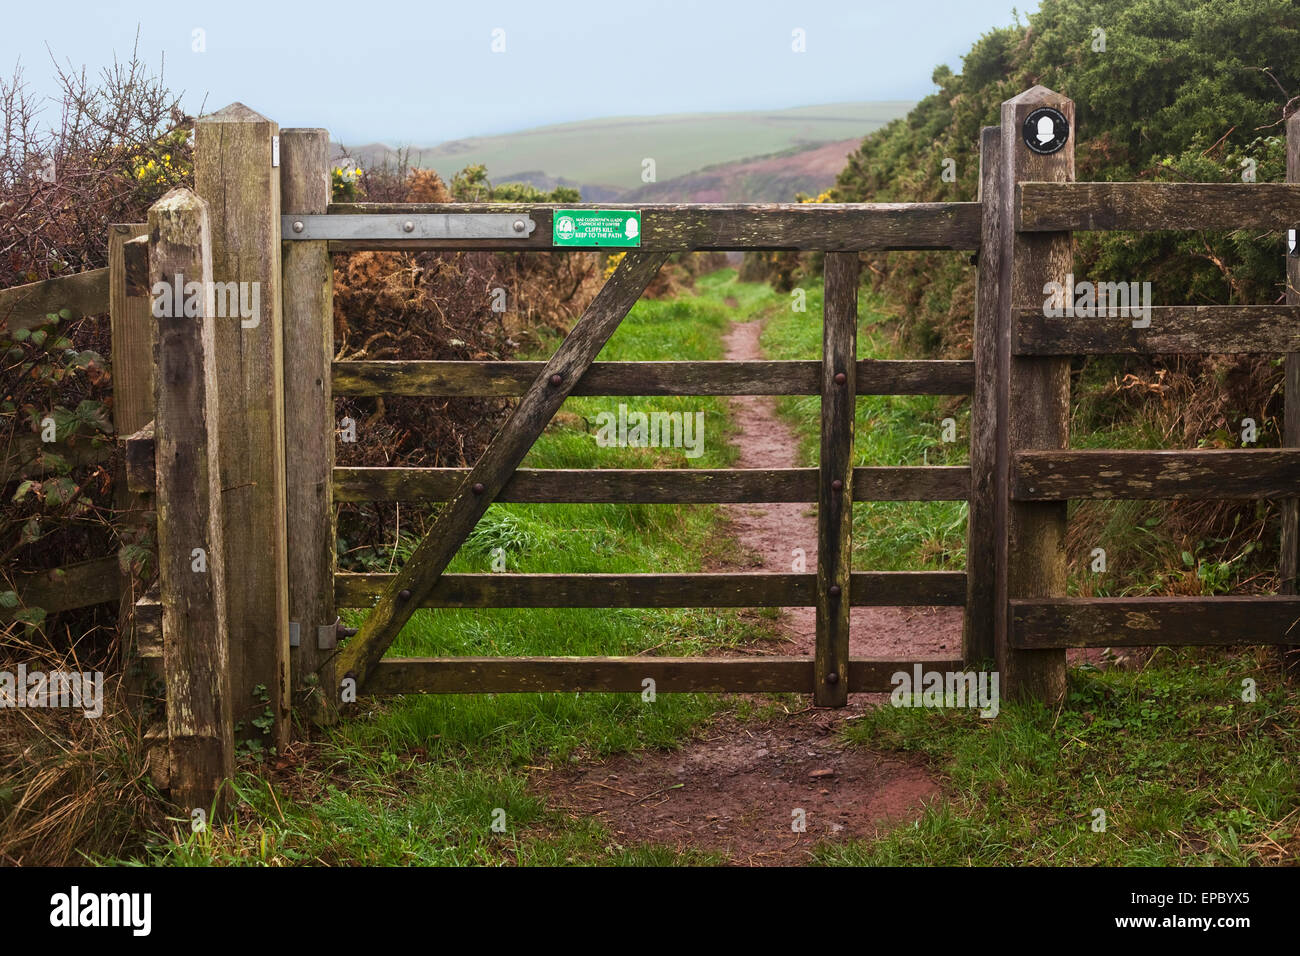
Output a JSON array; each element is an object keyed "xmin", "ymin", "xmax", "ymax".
[{"xmin": 1, "ymin": 44, "xmax": 193, "ymax": 637}]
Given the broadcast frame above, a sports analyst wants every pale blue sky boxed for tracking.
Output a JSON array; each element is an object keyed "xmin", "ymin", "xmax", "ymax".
[{"xmin": 5, "ymin": 0, "xmax": 1035, "ymax": 144}]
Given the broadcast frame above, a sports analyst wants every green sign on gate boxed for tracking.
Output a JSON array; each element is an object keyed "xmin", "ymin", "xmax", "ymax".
[{"xmin": 552, "ymin": 209, "xmax": 642, "ymax": 247}]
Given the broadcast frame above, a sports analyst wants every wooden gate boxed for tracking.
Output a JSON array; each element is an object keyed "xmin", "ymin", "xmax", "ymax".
[
  {"xmin": 118, "ymin": 85, "xmax": 1300, "ymax": 808},
  {"xmin": 319, "ymin": 203, "xmax": 978, "ymax": 710}
]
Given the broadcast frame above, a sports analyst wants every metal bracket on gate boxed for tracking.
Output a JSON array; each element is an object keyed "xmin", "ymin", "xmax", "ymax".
[
  {"xmin": 318, "ymin": 617, "xmax": 357, "ymax": 651},
  {"xmin": 318, "ymin": 619, "xmax": 340, "ymax": 651},
  {"xmin": 283, "ymin": 214, "xmax": 537, "ymax": 241},
  {"xmin": 291, "ymin": 619, "xmax": 351, "ymax": 650}
]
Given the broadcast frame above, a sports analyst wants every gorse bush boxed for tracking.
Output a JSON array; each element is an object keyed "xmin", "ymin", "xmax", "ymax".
[
  {"xmin": 835, "ymin": 0, "xmax": 1297, "ymax": 355},
  {"xmin": 819, "ymin": 0, "xmax": 1299, "ymax": 594}
]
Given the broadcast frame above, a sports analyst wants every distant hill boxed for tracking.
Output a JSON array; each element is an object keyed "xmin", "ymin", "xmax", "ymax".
[
  {"xmin": 622, "ymin": 139, "xmax": 860, "ymax": 203},
  {"xmin": 335, "ymin": 101, "xmax": 913, "ymax": 199}
]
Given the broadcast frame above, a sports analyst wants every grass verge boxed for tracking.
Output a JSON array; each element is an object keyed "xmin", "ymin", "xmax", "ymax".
[{"xmin": 818, "ymin": 650, "xmax": 1299, "ymax": 865}]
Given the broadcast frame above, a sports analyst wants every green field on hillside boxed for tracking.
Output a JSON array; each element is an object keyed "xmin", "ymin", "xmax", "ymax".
[{"xmin": 350, "ymin": 102, "xmax": 913, "ymax": 193}]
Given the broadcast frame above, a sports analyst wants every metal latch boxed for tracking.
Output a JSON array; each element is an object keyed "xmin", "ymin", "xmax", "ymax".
[
  {"xmin": 283, "ymin": 213, "xmax": 536, "ymax": 241},
  {"xmin": 292, "ymin": 619, "xmax": 356, "ymax": 650},
  {"xmin": 319, "ymin": 617, "xmax": 359, "ymax": 651}
]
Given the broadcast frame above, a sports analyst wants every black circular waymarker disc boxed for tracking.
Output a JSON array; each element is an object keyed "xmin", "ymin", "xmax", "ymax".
[{"xmin": 1022, "ymin": 107, "xmax": 1070, "ymax": 155}]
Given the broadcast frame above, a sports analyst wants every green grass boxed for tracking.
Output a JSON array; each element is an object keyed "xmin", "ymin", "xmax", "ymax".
[
  {"xmin": 758, "ymin": 281, "xmax": 969, "ymax": 571},
  {"xmin": 815, "ymin": 650, "xmax": 1300, "ymax": 866}
]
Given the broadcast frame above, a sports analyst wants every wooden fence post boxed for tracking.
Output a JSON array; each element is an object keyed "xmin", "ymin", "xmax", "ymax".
[
  {"xmin": 996, "ymin": 87, "xmax": 1073, "ymax": 702},
  {"xmin": 816, "ymin": 252, "xmax": 859, "ymax": 706},
  {"xmin": 148, "ymin": 188, "xmax": 234, "ymax": 813},
  {"xmin": 965, "ymin": 127, "xmax": 1002, "ymax": 663},
  {"xmin": 280, "ymin": 129, "xmax": 337, "ymax": 723},
  {"xmin": 109, "ymin": 224, "xmax": 154, "ymax": 435},
  {"xmin": 195, "ymin": 103, "xmax": 291, "ymax": 748},
  {"xmin": 109, "ymin": 224, "xmax": 155, "ymax": 676},
  {"xmin": 1280, "ymin": 110, "xmax": 1300, "ymax": 676}
]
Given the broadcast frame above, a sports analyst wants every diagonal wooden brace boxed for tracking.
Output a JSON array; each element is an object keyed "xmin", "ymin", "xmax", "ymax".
[{"xmin": 332, "ymin": 251, "xmax": 669, "ymax": 691}]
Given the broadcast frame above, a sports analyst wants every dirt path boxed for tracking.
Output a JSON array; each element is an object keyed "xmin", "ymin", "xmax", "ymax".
[
  {"xmin": 532, "ymin": 316, "xmax": 962, "ymax": 864},
  {"xmin": 721, "ymin": 318, "xmax": 963, "ymax": 662}
]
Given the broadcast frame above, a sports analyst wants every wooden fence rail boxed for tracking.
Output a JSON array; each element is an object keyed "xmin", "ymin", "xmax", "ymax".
[
  {"xmin": 1016, "ymin": 182, "xmax": 1300, "ymax": 232},
  {"xmin": 334, "ymin": 571, "xmax": 969, "ymax": 609},
  {"xmin": 332, "ymin": 466, "xmax": 972, "ymax": 503},
  {"xmin": 321, "ymin": 201, "xmax": 982, "ymax": 252},
  {"xmin": 332, "ymin": 358, "xmax": 975, "ymax": 396},
  {"xmin": 0, "ymin": 267, "xmax": 111, "ymax": 333},
  {"xmin": 1015, "ymin": 305, "xmax": 1300, "ymax": 354},
  {"xmin": 366, "ymin": 657, "xmax": 967, "ymax": 696}
]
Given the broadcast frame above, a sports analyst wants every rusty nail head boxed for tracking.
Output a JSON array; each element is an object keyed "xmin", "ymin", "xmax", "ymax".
[
  {"xmin": 550, "ymin": 373, "xmax": 563, "ymax": 386},
  {"xmin": 826, "ymin": 671, "xmax": 840, "ymax": 685},
  {"xmin": 834, "ymin": 372, "xmax": 847, "ymax": 385},
  {"xmin": 472, "ymin": 482, "xmax": 485, "ymax": 494},
  {"xmin": 398, "ymin": 589, "xmax": 411, "ymax": 601},
  {"xmin": 832, "ymin": 479, "xmax": 843, "ymax": 491},
  {"xmin": 829, "ymin": 584, "xmax": 841, "ymax": 597}
]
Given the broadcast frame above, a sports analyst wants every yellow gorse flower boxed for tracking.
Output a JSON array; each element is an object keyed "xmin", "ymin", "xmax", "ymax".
[{"xmin": 603, "ymin": 251, "xmax": 627, "ymax": 279}]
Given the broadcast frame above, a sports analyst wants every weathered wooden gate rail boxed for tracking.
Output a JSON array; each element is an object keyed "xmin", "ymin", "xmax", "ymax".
[
  {"xmin": 333, "ymin": 466, "xmax": 971, "ymax": 503},
  {"xmin": 43, "ymin": 86, "xmax": 1299, "ymax": 810},
  {"xmin": 314, "ymin": 201, "xmax": 983, "ymax": 252}
]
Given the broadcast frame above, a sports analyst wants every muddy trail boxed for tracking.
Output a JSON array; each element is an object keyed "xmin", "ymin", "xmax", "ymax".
[
  {"xmin": 532, "ymin": 316, "xmax": 963, "ymax": 865},
  {"xmin": 718, "ymin": 318, "xmax": 963, "ymax": 661}
]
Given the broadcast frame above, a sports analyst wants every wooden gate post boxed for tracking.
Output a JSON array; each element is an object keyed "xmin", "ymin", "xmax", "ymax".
[
  {"xmin": 109, "ymin": 224, "xmax": 155, "ymax": 683},
  {"xmin": 964, "ymin": 126, "xmax": 1003, "ymax": 663},
  {"xmin": 195, "ymin": 104, "xmax": 291, "ymax": 748},
  {"xmin": 280, "ymin": 129, "xmax": 338, "ymax": 723},
  {"xmin": 995, "ymin": 87, "xmax": 1073, "ymax": 702},
  {"xmin": 148, "ymin": 189, "xmax": 234, "ymax": 813},
  {"xmin": 1280, "ymin": 110, "xmax": 1300, "ymax": 676},
  {"xmin": 816, "ymin": 252, "xmax": 859, "ymax": 706}
]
